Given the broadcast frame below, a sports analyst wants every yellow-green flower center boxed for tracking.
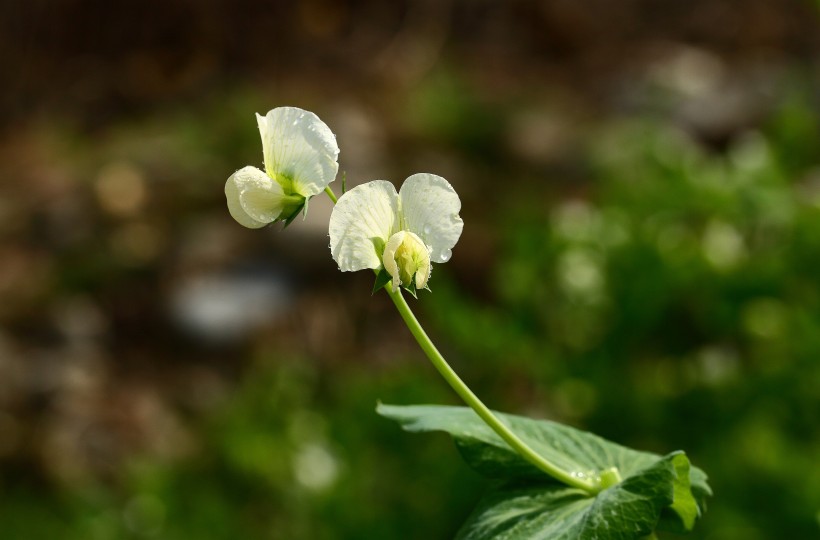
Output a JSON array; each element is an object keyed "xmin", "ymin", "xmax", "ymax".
[{"xmin": 383, "ymin": 231, "xmax": 431, "ymax": 291}]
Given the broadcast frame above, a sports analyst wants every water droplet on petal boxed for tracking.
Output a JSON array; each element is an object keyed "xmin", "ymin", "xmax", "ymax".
[
  {"xmin": 440, "ymin": 249, "xmax": 452, "ymax": 262},
  {"xmin": 423, "ymin": 224, "xmax": 432, "ymax": 235}
]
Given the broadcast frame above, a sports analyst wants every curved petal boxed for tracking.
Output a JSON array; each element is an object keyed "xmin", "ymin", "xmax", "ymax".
[
  {"xmin": 329, "ymin": 181, "xmax": 400, "ymax": 272},
  {"xmin": 398, "ymin": 173, "xmax": 463, "ymax": 263},
  {"xmin": 226, "ymin": 176, "xmax": 266, "ymax": 229},
  {"xmin": 382, "ymin": 231, "xmax": 432, "ymax": 291},
  {"xmin": 225, "ymin": 166, "xmax": 284, "ymax": 228},
  {"xmin": 414, "ymin": 246, "xmax": 431, "ymax": 290},
  {"xmin": 382, "ymin": 231, "xmax": 406, "ymax": 291},
  {"xmin": 257, "ymin": 107, "xmax": 339, "ymax": 198}
]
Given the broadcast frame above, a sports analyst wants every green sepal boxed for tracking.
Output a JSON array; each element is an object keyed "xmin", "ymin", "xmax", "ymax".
[
  {"xmin": 405, "ymin": 282, "xmax": 431, "ymax": 297},
  {"xmin": 372, "ymin": 268, "xmax": 392, "ymax": 295},
  {"xmin": 281, "ymin": 199, "xmax": 306, "ymax": 228},
  {"xmin": 403, "ymin": 281, "xmax": 419, "ymax": 299}
]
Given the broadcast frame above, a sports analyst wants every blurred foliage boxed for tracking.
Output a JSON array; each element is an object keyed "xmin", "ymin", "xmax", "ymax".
[
  {"xmin": 2, "ymin": 2, "xmax": 819, "ymax": 538},
  {"xmin": 4, "ymin": 85, "xmax": 817, "ymax": 538},
  {"xmin": 0, "ymin": 354, "xmax": 480, "ymax": 539},
  {"xmin": 426, "ymin": 90, "xmax": 820, "ymax": 539}
]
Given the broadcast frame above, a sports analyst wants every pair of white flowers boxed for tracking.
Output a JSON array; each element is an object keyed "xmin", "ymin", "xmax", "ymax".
[{"xmin": 225, "ymin": 107, "xmax": 463, "ymax": 292}]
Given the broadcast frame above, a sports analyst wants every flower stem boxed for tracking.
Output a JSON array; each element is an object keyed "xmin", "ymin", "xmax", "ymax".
[
  {"xmin": 324, "ymin": 186, "xmax": 338, "ymax": 204},
  {"xmin": 385, "ymin": 286, "xmax": 601, "ymax": 495}
]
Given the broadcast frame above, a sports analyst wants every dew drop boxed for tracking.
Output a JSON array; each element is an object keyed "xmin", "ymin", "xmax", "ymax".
[
  {"xmin": 423, "ymin": 224, "xmax": 432, "ymax": 235},
  {"xmin": 440, "ymin": 249, "xmax": 452, "ymax": 262}
]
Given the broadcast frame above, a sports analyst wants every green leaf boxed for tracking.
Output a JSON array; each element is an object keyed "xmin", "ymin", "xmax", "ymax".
[{"xmin": 377, "ymin": 404, "xmax": 710, "ymax": 539}]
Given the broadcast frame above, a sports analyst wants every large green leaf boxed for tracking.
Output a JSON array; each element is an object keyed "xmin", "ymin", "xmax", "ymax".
[{"xmin": 377, "ymin": 404, "xmax": 710, "ymax": 539}]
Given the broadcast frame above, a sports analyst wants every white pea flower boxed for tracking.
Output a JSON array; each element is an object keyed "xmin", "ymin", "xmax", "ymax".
[
  {"xmin": 329, "ymin": 174, "xmax": 463, "ymax": 292},
  {"xmin": 225, "ymin": 107, "xmax": 339, "ymax": 228}
]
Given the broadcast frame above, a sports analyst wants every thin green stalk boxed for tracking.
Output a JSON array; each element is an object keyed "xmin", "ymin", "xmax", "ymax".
[
  {"xmin": 322, "ymin": 182, "xmax": 599, "ymax": 494},
  {"xmin": 386, "ymin": 286, "xmax": 601, "ymax": 495}
]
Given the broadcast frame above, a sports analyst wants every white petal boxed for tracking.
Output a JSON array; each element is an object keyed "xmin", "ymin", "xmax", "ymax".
[
  {"xmin": 258, "ymin": 107, "xmax": 339, "ymax": 197},
  {"xmin": 382, "ymin": 231, "xmax": 406, "ymax": 291},
  {"xmin": 225, "ymin": 166, "xmax": 284, "ymax": 228},
  {"xmin": 398, "ymin": 173, "xmax": 463, "ymax": 263},
  {"xmin": 329, "ymin": 181, "xmax": 400, "ymax": 272},
  {"xmin": 256, "ymin": 112, "xmax": 269, "ymax": 151},
  {"xmin": 415, "ymin": 249, "xmax": 431, "ymax": 289},
  {"xmin": 226, "ymin": 178, "xmax": 266, "ymax": 229}
]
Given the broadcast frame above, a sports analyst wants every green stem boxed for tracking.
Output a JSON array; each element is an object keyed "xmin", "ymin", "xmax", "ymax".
[
  {"xmin": 385, "ymin": 286, "xmax": 601, "ymax": 495},
  {"xmin": 322, "ymin": 182, "xmax": 600, "ymax": 494}
]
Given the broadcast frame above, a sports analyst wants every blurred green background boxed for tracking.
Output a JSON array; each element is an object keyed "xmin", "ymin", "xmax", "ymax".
[{"xmin": 1, "ymin": 1, "xmax": 819, "ymax": 538}]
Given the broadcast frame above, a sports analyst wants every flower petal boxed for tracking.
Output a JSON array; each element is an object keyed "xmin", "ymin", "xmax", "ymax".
[
  {"xmin": 398, "ymin": 173, "xmax": 463, "ymax": 263},
  {"xmin": 382, "ymin": 231, "xmax": 406, "ymax": 291},
  {"xmin": 258, "ymin": 107, "xmax": 339, "ymax": 198},
  {"xmin": 329, "ymin": 181, "xmax": 400, "ymax": 271},
  {"xmin": 383, "ymin": 230, "xmax": 432, "ymax": 291},
  {"xmin": 225, "ymin": 166, "xmax": 284, "ymax": 228},
  {"xmin": 415, "ymin": 249, "xmax": 431, "ymax": 290}
]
